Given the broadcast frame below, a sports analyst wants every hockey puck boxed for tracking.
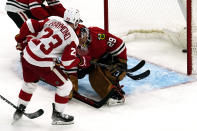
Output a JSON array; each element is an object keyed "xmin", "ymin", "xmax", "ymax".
[{"xmin": 182, "ymin": 49, "xmax": 187, "ymax": 53}]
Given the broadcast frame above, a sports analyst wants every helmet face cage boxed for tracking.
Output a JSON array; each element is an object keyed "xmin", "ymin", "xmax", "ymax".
[
  {"xmin": 74, "ymin": 19, "xmax": 80, "ymax": 29},
  {"xmin": 79, "ymin": 27, "xmax": 90, "ymax": 47}
]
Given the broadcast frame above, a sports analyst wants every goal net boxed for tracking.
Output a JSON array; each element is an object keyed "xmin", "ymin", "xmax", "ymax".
[{"xmin": 104, "ymin": 0, "xmax": 197, "ymax": 75}]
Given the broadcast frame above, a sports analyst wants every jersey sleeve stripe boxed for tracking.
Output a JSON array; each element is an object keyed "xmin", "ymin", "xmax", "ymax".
[
  {"xmin": 61, "ymin": 59, "xmax": 75, "ymax": 67},
  {"xmin": 110, "ymin": 42, "xmax": 126, "ymax": 56},
  {"xmin": 26, "ymin": 19, "xmax": 35, "ymax": 33},
  {"xmin": 29, "ymin": 2, "xmax": 42, "ymax": 9},
  {"xmin": 6, "ymin": 0, "xmax": 29, "ymax": 10},
  {"xmin": 47, "ymin": 0, "xmax": 60, "ymax": 6}
]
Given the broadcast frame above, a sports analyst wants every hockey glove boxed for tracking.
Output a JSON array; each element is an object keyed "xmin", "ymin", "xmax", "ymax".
[
  {"xmin": 78, "ymin": 55, "xmax": 92, "ymax": 68},
  {"xmin": 105, "ymin": 58, "xmax": 127, "ymax": 82},
  {"xmin": 15, "ymin": 34, "xmax": 28, "ymax": 51}
]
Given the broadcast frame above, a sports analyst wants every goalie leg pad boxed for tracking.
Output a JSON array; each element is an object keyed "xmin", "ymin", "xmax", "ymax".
[
  {"xmin": 68, "ymin": 75, "xmax": 78, "ymax": 99},
  {"xmin": 89, "ymin": 67, "xmax": 114, "ymax": 98}
]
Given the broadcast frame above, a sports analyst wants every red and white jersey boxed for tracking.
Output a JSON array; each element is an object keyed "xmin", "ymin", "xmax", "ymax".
[
  {"xmin": 19, "ymin": 16, "xmax": 80, "ymax": 72},
  {"xmin": 86, "ymin": 27, "xmax": 127, "ymax": 60},
  {"xmin": 5, "ymin": 0, "xmax": 65, "ymax": 19}
]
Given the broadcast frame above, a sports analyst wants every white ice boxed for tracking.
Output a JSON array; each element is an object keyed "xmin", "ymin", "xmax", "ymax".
[{"xmin": 0, "ymin": 0, "xmax": 197, "ymax": 131}]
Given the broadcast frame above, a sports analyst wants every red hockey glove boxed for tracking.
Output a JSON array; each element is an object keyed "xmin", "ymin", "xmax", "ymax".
[
  {"xmin": 78, "ymin": 55, "xmax": 92, "ymax": 68},
  {"xmin": 15, "ymin": 34, "xmax": 24, "ymax": 43},
  {"xmin": 16, "ymin": 42, "xmax": 28, "ymax": 51}
]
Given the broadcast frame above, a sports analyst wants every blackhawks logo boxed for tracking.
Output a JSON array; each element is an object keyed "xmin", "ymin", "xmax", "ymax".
[{"xmin": 98, "ymin": 34, "xmax": 105, "ymax": 40}]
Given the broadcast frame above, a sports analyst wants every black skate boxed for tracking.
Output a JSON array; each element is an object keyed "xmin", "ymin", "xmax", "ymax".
[
  {"xmin": 13, "ymin": 104, "xmax": 26, "ymax": 121},
  {"xmin": 51, "ymin": 103, "xmax": 74, "ymax": 125},
  {"xmin": 106, "ymin": 89, "xmax": 125, "ymax": 106}
]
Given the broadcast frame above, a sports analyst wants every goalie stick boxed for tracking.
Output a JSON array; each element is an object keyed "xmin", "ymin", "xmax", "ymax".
[
  {"xmin": 0, "ymin": 94, "xmax": 44, "ymax": 119},
  {"xmin": 126, "ymin": 70, "xmax": 150, "ymax": 80},
  {"xmin": 39, "ymin": 78, "xmax": 114, "ymax": 108},
  {"xmin": 73, "ymin": 88, "xmax": 115, "ymax": 108},
  {"xmin": 90, "ymin": 60, "xmax": 150, "ymax": 80},
  {"xmin": 126, "ymin": 60, "xmax": 145, "ymax": 72},
  {"xmin": 40, "ymin": 60, "xmax": 149, "ymax": 108}
]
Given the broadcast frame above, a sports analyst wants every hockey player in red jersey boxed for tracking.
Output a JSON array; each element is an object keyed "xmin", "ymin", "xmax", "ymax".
[
  {"xmin": 13, "ymin": 8, "xmax": 89, "ymax": 125},
  {"xmin": 5, "ymin": 0, "xmax": 66, "ymax": 28},
  {"xmin": 71, "ymin": 25, "xmax": 128, "ymax": 106}
]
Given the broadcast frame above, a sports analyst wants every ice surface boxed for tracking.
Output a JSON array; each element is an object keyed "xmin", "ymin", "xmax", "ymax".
[{"xmin": 1, "ymin": 0, "xmax": 197, "ymax": 131}]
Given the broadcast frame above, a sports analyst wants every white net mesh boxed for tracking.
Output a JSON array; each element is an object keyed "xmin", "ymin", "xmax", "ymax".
[
  {"xmin": 107, "ymin": 0, "xmax": 197, "ymax": 74},
  {"xmin": 108, "ymin": 0, "xmax": 186, "ymax": 35}
]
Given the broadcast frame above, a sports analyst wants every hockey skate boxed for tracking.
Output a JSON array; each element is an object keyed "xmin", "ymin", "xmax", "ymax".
[
  {"xmin": 13, "ymin": 104, "xmax": 26, "ymax": 121},
  {"xmin": 51, "ymin": 103, "xmax": 74, "ymax": 125},
  {"xmin": 106, "ymin": 89, "xmax": 125, "ymax": 106}
]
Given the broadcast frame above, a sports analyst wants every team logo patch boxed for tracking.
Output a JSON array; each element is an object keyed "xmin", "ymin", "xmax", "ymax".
[{"xmin": 98, "ymin": 34, "xmax": 105, "ymax": 40}]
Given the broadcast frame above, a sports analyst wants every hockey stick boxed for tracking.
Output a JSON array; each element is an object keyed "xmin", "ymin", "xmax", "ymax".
[
  {"xmin": 0, "ymin": 94, "xmax": 44, "ymax": 119},
  {"xmin": 126, "ymin": 70, "xmax": 150, "ymax": 80},
  {"xmin": 39, "ymin": 78, "xmax": 113, "ymax": 108},
  {"xmin": 126, "ymin": 60, "xmax": 145, "ymax": 72},
  {"xmin": 90, "ymin": 60, "xmax": 145, "ymax": 73},
  {"xmin": 73, "ymin": 88, "xmax": 115, "ymax": 108},
  {"xmin": 90, "ymin": 61, "xmax": 150, "ymax": 80}
]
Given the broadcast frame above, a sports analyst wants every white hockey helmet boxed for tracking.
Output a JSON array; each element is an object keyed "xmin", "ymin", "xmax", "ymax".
[{"xmin": 64, "ymin": 8, "xmax": 83, "ymax": 29}]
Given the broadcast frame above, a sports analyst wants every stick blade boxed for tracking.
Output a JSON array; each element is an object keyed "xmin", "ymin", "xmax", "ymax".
[
  {"xmin": 24, "ymin": 109, "xmax": 44, "ymax": 119},
  {"xmin": 127, "ymin": 60, "xmax": 145, "ymax": 72},
  {"xmin": 127, "ymin": 70, "xmax": 150, "ymax": 80}
]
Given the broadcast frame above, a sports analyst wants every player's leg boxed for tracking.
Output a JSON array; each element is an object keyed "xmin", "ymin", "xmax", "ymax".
[
  {"xmin": 7, "ymin": 10, "xmax": 35, "ymax": 28},
  {"xmin": 40, "ymin": 66, "xmax": 74, "ymax": 125},
  {"xmin": 13, "ymin": 58, "xmax": 40, "ymax": 121}
]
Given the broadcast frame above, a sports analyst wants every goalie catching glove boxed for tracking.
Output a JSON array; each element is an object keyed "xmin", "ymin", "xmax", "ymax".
[{"xmin": 105, "ymin": 58, "xmax": 127, "ymax": 82}]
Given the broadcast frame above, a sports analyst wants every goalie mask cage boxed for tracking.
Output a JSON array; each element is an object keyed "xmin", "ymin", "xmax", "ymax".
[{"xmin": 104, "ymin": 0, "xmax": 197, "ymax": 75}]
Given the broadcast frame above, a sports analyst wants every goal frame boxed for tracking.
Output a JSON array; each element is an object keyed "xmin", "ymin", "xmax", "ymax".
[{"xmin": 103, "ymin": 0, "xmax": 193, "ymax": 75}]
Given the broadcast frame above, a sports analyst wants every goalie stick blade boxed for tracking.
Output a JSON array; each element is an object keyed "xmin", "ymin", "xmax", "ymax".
[
  {"xmin": 73, "ymin": 88, "xmax": 115, "ymax": 108},
  {"xmin": 24, "ymin": 109, "xmax": 44, "ymax": 119},
  {"xmin": 126, "ymin": 60, "xmax": 145, "ymax": 72},
  {"xmin": 126, "ymin": 70, "xmax": 150, "ymax": 80}
]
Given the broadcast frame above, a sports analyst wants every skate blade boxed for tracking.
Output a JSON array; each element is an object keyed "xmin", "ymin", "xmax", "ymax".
[
  {"xmin": 52, "ymin": 120, "xmax": 74, "ymax": 125},
  {"xmin": 106, "ymin": 98, "xmax": 125, "ymax": 106}
]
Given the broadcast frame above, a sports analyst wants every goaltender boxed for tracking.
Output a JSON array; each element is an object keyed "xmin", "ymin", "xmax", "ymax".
[{"xmin": 69, "ymin": 25, "xmax": 128, "ymax": 106}]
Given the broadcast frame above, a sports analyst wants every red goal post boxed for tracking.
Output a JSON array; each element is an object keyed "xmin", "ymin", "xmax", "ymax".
[{"xmin": 103, "ymin": 0, "xmax": 196, "ymax": 75}]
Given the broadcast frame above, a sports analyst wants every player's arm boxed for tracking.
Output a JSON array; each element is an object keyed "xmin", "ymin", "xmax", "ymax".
[
  {"xmin": 15, "ymin": 18, "xmax": 48, "ymax": 49},
  {"xmin": 105, "ymin": 32, "xmax": 127, "ymax": 60},
  {"xmin": 45, "ymin": 0, "xmax": 66, "ymax": 17},
  {"xmin": 102, "ymin": 31, "xmax": 128, "ymax": 81},
  {"xmin": 61, "ymin": 41, "xmax": 91, "ymax": 98},
  {"xmin": 61, "ymin": 41, "xmax": 80, "ymax": 72},
  {"xmin": 61, "ymin": 41, "xmax": 91, "ymax": 71},
  {"xmin": 29, "ymin": 0, "xmax": 50, "ymax": 20}
]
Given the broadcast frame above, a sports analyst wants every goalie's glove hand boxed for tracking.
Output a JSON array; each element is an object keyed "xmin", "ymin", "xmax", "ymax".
[
  {"xmin": 78, "ymin": 55, "xmax": 92, "ymax": 68},
  {"xmin": 107, "ymin": 62, "xmax": 127, "ymax": 73},
  {"xmin": 106, "ymin": 60, "xmax": 127, "ymax": 82}
]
